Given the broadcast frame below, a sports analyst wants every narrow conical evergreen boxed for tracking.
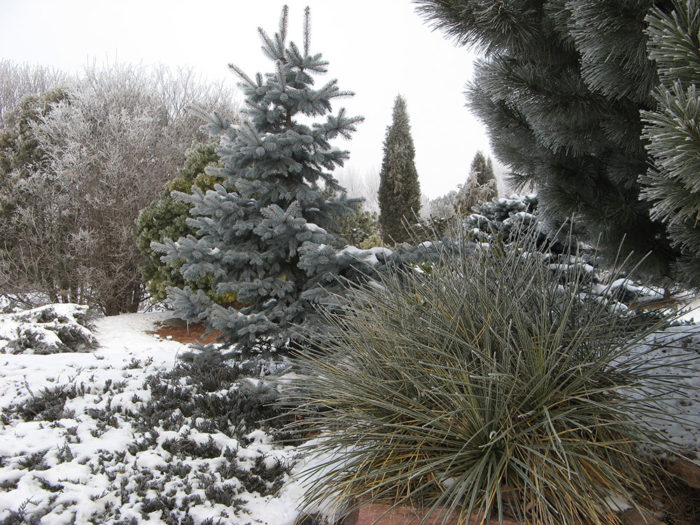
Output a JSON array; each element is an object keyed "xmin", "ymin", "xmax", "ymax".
[
  {"xmin": 641, "ymin": 0, "xmax": 700, "ymax": 286},
  {"xmin": 456, "ymin": 151, "xmax": 497, "ymax": 215},
  {"xmin": 156, "ymin": 6, "xmax": 364, "ymax": 350},
  {"xmin": 378, "ymin": 95, "xmax": 422, "ymax": 244}
]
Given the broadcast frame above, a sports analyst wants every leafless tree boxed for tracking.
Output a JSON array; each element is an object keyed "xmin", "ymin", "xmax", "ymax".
[
  {"xmin": 424, "ymin": 190, "xmax": 458, "ymax": 220},
  {"xmin": 0, "ymin": 60, "xmax": 71, "ymax": 126},
  {"xmin": 1, "ymin": 62, "xmax": 238, "ymax": 314},
  {"xmin": 334, "ymin": 166, "xmax": 380, "ymax": 214}
]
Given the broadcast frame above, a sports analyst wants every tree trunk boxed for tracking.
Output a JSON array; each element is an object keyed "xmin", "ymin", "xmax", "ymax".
[{"xmin": 103, "ymin": 281, "xmax": 143, "ymax": 316}]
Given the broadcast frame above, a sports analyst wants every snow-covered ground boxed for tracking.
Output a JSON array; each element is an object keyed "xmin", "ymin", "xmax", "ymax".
[
  {"xmin": 0, "ymin": 306, "xmax": 698, "ymax": 524},
  {"xmin": 0, "ymin": 310, "xmax": 310, "ymax": 524}
]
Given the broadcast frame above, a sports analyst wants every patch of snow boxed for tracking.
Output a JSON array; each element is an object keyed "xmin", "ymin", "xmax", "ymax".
[
  {"xmin": 305, "ymin": 222, "xmax": 327, "ymax": 234},
  {"xmin": 340, "ymin": 245, "xmax": 392, "ymax": 266},
  {"xmin": 0, "ymin": 309, "xmax": 308, "ymax": 524},
  {"xmin": 624, "ymin": 323, "xmax": 700, "ymax": 454},
  {"xmin": 678, "ymin": 294, "xmax": 700, "ymax": 323},
  {"xmin": 548, "ymin": 262, "xmax": 595, "ymax": 274},
  {"xmin": 0, "ymin": 303, "xmax": 96, "ymax": 354}
]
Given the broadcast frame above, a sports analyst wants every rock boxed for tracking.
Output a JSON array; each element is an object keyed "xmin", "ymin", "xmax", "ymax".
[
  {"xmin": 669, "ymin": 457, "xmax": 700, "ymax": 489},
  {"xmin": 618, "ymin": 508, "xmax": 665, "ymax": 525},
  {"xmin": 161, "ymin": 317, "xmax": 188, "ymax": 328}
]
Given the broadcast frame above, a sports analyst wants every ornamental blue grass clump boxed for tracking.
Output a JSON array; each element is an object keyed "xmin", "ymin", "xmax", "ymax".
[
  {"xmin": 283, "ymin": 225, "xmax": 695, "ymax": 525},
  {"xmin": 156, "ymin": 6, "xmax": 370, "ymax": 351}
]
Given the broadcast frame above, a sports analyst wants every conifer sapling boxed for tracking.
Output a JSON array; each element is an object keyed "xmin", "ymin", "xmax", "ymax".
[{"xmin": 156, "ymin": 6, "xmax": 364, "ymax": 351}]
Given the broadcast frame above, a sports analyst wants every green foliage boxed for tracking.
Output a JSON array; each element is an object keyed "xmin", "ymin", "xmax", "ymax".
[
  {"xmin": 410, "ymin": 215, "xmax": 455, "ymax": 243},
  {"xmin": 456, "ymin": 151, "xmax": 498, "ymax": 215},
  {"xmin": 0, "ymin": 88, "xmax": 68, "ymax": 177},
  {"xmin": 0, "ymin": 89, "xmax": 78, "ymax": 306},
  {"xmin": 284, "ymin": 226, "xmax": 687, "ymax": 525},
  {"xmin": 415, "ymin": 0, "xmax": 680, "ymax": 281},
  {"xmin": 136, "ymin": 142, "xmax": 224, "ymax": 302},
  {"xmin": 378, "ymin": 95, "xmax": 422, "ymax": 244},
  {"xmin": 334, "ymin": 204, "xmax": 382, "ymax": 248},
  {"xmin": 0, "ymin": 88, "xmax": 68, "ymax": 238},
  {"xmin": 166, "ymin": 141, "xmax": 223, "ymax": 194},
  {"xmin": 472, "ymin": 150, "xmax": 495, "ymax": 186},
  {"xmin": 136, "ymin": 198, "xmax": 192, "ymax": 301},
  {"xmin": 640, "ymin": 0, "xmax": 700, "ymax": 286}
]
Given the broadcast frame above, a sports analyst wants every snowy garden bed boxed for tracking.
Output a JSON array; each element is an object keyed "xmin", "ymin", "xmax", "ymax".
[
  {"xmin": 0, "ymin": 307, "xmax": 698, "ymax": 524},
  {"xmin": 0, "ymin": 304, "xmax": 97, "ymax": 355},
  {"xmin": 0, "ymin": 311, "xmax": 312, "ymax": 524}
]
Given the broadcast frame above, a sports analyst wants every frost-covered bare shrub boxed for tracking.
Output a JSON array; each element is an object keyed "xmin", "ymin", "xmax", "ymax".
[
  {"xmin": 0, "ymin": 60, "xmax": 69, "ymax": 125},
  {"xmin": 0, "ymin": 63, "xmax": 238, "ymax": 314}
]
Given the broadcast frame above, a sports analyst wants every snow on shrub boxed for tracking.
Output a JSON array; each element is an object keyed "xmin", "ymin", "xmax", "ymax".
[{"xmin": 0, "ymin": 303, "xmax": 97, "ymax": 354}]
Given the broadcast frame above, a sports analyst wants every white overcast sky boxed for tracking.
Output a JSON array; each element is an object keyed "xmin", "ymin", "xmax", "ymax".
[{"xmin": 0, "ymin": 0, "xmax": 497, "ymax": 199}]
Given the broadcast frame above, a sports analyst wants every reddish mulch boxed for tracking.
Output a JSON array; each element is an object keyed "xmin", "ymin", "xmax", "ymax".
[{"xmin": 149, "ymin": 322, "xmax": 223, "ymax": 345}]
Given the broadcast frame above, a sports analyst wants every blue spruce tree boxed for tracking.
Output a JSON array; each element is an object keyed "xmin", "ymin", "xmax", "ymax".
[{"xmin": 156, "ymin": 6, "xmax": 364, "ymax": 351}]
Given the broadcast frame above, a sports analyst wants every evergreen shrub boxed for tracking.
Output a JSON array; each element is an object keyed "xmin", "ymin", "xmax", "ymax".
[
  {"xmin": 378, "ymin": 95, "xmax": 422, "ymax": 244},
  {"xmin": 284, "ymin": 225, "xmax": 689, "ymax": 525},
  {"xmin": 335, "ymin": 204, "xmax": 382, "ymax": 249},
  {"xmin": 136, "ymin": 141, "xmax": 226, "ymax": 303},
  {"xmin": 416, "ymin": 0, "xmax": 683, "ymax": 281}
]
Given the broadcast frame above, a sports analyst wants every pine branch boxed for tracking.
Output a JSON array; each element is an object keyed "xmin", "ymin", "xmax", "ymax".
[
  {"xmin": 228, "ymin": 64, "xmax": 256, "ymax": 89},
  {"xmin": 193, "ymin": 108, "xmax": 231, "ymax": 136},
  {"xmin": 288, "ymin": 42, "xmax": 304, "ymax": 66},
  {"xmin": 279, "ymin": 5, "xmax": 289, "ymax": 42},
  {"xmin": 242, "ymin": 121, "xmax": 263, "ymax": 146},
  {"xmin": 311, "ymin": 79, "xmax": 338, "ymax": 102},
  {"xmin": 258, "ymin": 28, "xmax": 282, "ymax": 62}
]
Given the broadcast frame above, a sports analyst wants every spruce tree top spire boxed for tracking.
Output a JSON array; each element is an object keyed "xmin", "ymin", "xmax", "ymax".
[
  {"xmin": 157, "ymin": 6, "xmax": 364, "ymax": 350},
  {"xmin": 303, "ymin": 6, "xmax": 311, "ymax": 57}
]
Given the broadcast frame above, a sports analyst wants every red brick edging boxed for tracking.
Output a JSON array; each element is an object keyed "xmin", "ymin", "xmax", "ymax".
[{"xmin": 340, "ymin": 503, "xmax": 518, "ymax": 525}]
